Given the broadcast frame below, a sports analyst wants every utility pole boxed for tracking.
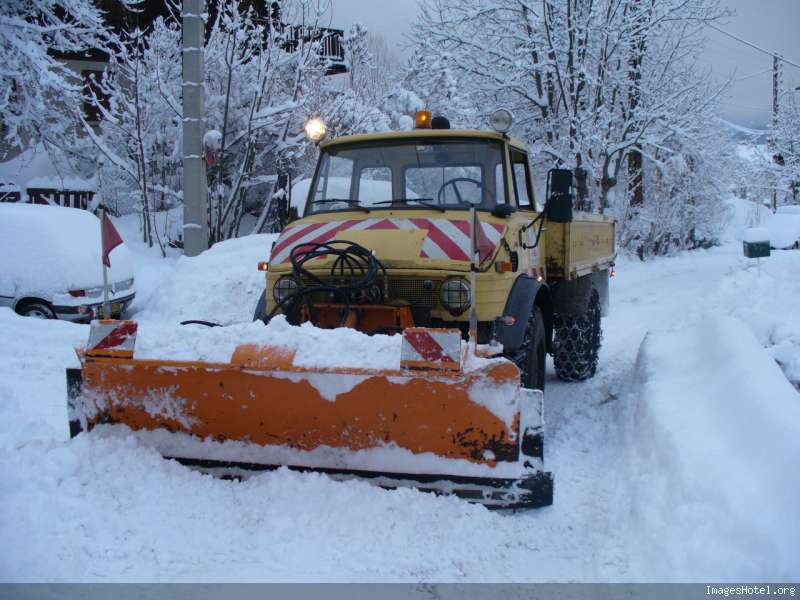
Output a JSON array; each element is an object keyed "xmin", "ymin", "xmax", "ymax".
[
  {"xmin": 182, "ymin": 0, "xmax": 208, "ymax": 256},
  {"xmin": 771, "ymin": 54, "xmax": 781, "ymax": 213}
]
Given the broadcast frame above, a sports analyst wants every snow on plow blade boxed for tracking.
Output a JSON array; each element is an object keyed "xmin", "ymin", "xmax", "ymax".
[{"xmin": 66, "ymin": 321, "xmax": 553, "ymax": 509}]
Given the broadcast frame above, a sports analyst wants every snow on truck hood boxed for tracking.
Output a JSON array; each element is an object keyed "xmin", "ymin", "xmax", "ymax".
[{"xmin": 0, "ymin": 204, "xmax": 134, "ymax": 296}]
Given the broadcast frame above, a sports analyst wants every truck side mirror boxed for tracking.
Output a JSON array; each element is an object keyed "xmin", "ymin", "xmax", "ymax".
[{"xmin": 545, "ymin": 168, "xmax": 573, "ymax": 223}]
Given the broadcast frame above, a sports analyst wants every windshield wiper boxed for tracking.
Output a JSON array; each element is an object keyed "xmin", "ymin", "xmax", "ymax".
[
  {"xmin": 372, "ymin": 198, "xmax": 445, "ymax": 212},
  {"xmin": 311, "ymin": 198, "xmax": 370, "ymax": 211}
]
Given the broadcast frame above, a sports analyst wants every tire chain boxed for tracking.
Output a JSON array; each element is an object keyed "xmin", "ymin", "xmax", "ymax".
[{"xmin": 552, "ymin": 294, "xmax": 602, "ymax": 381}]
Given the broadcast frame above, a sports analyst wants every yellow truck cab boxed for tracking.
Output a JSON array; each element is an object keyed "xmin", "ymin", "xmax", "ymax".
[{"xmin": 256, "ymin": 112, "xmax": 615, "ymax": 390}]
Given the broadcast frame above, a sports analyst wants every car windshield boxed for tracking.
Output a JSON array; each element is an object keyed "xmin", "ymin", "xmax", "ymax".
[{"xmin": 305, "ymin": 139, "xmax": 507, "ymax": 214}]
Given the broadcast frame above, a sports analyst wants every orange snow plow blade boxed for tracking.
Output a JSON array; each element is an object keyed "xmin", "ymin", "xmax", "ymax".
[{"xmin": 67, "ymin": 321, "xmax": 553, "ymax": 508}]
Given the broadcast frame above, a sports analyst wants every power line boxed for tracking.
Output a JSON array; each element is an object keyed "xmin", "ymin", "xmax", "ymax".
[
  {"xmin": 705, "ymin": 23, "xmax": 800, "ymax": 69},
  {"xmin": 729, "ymin": 67, "xmax": 773, "ymax": 83}
]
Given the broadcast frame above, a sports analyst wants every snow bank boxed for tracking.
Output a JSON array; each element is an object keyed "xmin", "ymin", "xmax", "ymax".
[
  {"xmin": 0, "ymin": 431, "xmax": 532, "ymax": 582},
  {"xmin": 624, "ymin": 315, "xmax": 800, "ymax": 580},
  {"xmin": 0, "ymin": 204, "xmax": 133, "ymax": 297},
  {"xmin": 777, "ymin": 205, "xmax": 800, "ymax": 215},
  {"xmin": 718, "ymin": 246, "xmax": 800, "ymax": 387},
  {"xmin": 134, "ymin": 233, "xmax": 276, "ymax": 325},
  {"xmin": 0, "ymin": 309, "xmax": 85, "ymax": 445},
  {"xmin": 763, "ymin": 212, "xmax": 800, "ymax": 249},
  {"xmin": 135, "ymin": 315, "xmax": 402, "ymax": 369}
]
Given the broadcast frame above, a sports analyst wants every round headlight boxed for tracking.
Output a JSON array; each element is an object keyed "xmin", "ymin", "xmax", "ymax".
[
  {"xmin": 273, "ymin": 276, "xmax": 298, "ymax": 303},
  {"xmin": 304, "ymin": 117, "xmax": 327, "ymax": 142},
  {"xmin": 489, "ymin": 108, "xmax": 514, "ymax": 133},
  {"xmin": 440, "ymin": 277, "xmax": 471, "ymax": 315}
]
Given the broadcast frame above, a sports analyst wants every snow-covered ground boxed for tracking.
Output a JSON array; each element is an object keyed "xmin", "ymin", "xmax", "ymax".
[{"xmin": 1, "ymin": 200, "xmax": 798, "ymax": 582}]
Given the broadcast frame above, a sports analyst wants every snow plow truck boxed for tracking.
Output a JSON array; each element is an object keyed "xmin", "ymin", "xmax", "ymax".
[{"xmin": 66, "ymin": 110, "xmax": 615, "ymax": 509}]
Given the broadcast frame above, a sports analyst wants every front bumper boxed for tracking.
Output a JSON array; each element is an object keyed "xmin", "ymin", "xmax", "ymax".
[{"xmin": 54, "ymin": 293, "xmax": 136, "ymax": 322}]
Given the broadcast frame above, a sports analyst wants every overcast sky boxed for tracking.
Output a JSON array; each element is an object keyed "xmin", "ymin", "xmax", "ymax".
[{"xmin": 326, "ymin": 0, "xmax": 800, "ymax": 129}]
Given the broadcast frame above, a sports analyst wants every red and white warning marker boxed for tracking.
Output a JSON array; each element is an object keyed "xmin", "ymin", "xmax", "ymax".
[
  {"xmin": 400, "ymin": 328, "xmax": 462, "ymax": 372},
  {"xmin": 86, "ymin": 320, "xmax": 138, "ymax": 358}
]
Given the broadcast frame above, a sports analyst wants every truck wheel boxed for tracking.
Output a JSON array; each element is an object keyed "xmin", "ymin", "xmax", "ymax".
[
  {"xmin": 552, "ymin": 289, "xmax": 602, "ymax": 381},
  {"xmin": 253, "ymin": 290, "xmax": 267, "ymax": 323},
  {"xmin": 510, "ymin": 305, "xmax": 546, "ymax": 391}
]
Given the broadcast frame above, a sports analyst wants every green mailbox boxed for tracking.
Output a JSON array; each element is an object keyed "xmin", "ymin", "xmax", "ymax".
[
  {"xmin": 743, "ymin": 227, "xmax": 770, "ymax": 258},
  {"xmin": 743, "ymin": 240, "xmax": 770, "ymax": 258}
]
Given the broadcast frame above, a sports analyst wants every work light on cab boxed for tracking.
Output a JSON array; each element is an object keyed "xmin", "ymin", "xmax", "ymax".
[
  {"xmin": 490, "ymin": 108, "xmax": 513, "ymax": 133},
  {"xmin": 304, "ymin": 117, "xmax": 327, "ymax": 142}
]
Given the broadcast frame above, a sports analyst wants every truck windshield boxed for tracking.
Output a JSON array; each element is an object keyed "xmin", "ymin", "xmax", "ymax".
[{"xmin": 306, "ymin": 139, "xmax": 507, "ymax": 214}]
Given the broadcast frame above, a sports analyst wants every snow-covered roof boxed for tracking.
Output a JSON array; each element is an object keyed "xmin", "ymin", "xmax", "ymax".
[
  {"xmin": 26, "ymin": 175, "xmax": 96, "ymax": 191},
  {"xmin": 0, "ymin": 145, "xmax": 95, "ymax": 193}
]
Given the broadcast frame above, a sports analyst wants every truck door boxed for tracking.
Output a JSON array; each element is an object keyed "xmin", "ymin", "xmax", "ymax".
[{"xmin": 508, "ymin": 148, "xmax": 542, "ymax": 275}]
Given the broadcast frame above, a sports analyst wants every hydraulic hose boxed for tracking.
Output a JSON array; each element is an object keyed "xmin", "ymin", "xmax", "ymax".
[{"xmin": 267, "ymin": 240, "xmax": 388, "ymax": 327}]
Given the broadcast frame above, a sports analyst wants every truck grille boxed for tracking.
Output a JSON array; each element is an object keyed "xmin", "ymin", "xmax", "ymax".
[{"xmin": 388, "ymin": 278, "xmax": 440, "ymax": 308}]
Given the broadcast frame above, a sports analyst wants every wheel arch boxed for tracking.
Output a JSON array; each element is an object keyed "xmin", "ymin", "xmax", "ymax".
[
  {"xmin": 14, "ymin": 296, "xmax": 53, "ymax": 313},
  {"xmin": 497, "ymin": 275, "xmax": 552, "ymax": 353},
  {"xmin": 534, "ymin": 285, "xmax": 554, "ymax": 353}
]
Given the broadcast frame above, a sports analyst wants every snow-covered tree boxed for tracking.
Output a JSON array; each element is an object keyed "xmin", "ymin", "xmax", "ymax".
[
  {"xmin": 204, "ymin": 0, "xmax": 333, "ymax": 239},
  {"xmin": 316, "ymin": 23, "xmax": 394, "ymax": 138},
  {"xmin": 771, "ymin": 89, "xmax": 800, "ymax": 206},
  {"xmin": 409, "ymin": 0, "xmax": 734, "ymax": 256},
  {"xmin": 79, "ymin": 0, "xmax": 345, "ymax": 243},
  {"xmin": 80, "ymin": 13, "xmax": 182, "ymax": 255},
  {"xmin": 0, "ymin": 0, "xmax": 112, "ymax": 150}
]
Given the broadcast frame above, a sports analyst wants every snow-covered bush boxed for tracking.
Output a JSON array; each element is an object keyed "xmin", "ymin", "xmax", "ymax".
[{"xmin": 0, "ymin": 0, "xmax": 110, "ymax": 149}]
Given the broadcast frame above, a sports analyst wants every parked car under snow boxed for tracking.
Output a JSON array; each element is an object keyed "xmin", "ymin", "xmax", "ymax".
[
  {"xmin": 765, "ymin": 206, "xmax": 800, "ymax": 250},
  {"xmin": 0, "ymin": 204, "xmax": 135, "ymax": 321}
]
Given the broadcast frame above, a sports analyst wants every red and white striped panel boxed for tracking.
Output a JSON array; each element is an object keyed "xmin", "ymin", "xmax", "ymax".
[
  {"xmin": 400, "ymin": 328, "xmax": 462, "ymax": 372},
  {"xmin": 86, "ymin": 319, "xmax": 137, "ymax": 358},
  {"xmin": 270, "ymin": 217, "xmax": 505, "ymax": 264}
]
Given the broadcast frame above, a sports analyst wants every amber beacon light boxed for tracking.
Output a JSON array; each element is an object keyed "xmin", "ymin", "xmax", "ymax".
[{"xmin": 415, "ymin": 110, "xmax": 433, "ymax": 129}]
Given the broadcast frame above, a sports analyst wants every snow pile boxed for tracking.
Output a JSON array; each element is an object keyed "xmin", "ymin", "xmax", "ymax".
[
  {"xmin": 135, "ymin": 315, "xmax": 402, "ymax": 369},
  {"xmin": 717, "ymin": 247, "xmax": 800, "ymax": 387},
  {"xmin": 134, "ymin": 233, "xmax": 276, "ymax": 325},
  {"xmin": 0, "ymin": 431, "xmax": 529, "ymax": 582},
  {"xmin": 111, "ymin": 211, "xmax": 183, "ymax": 314},
  {"xmin": 624, "ymin": 315, "xmax": 800, "ymax": 580},
  {"xmin": 763, "ymin": 212, "xmax": 800, "ymax": 249},
  {"xmin": 0, "ymin": 309, "xmax": 85, "ymax": 445},
  {"xmin": 0, "ymin": 204, "xmax": 133, "ymax": 297}
]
